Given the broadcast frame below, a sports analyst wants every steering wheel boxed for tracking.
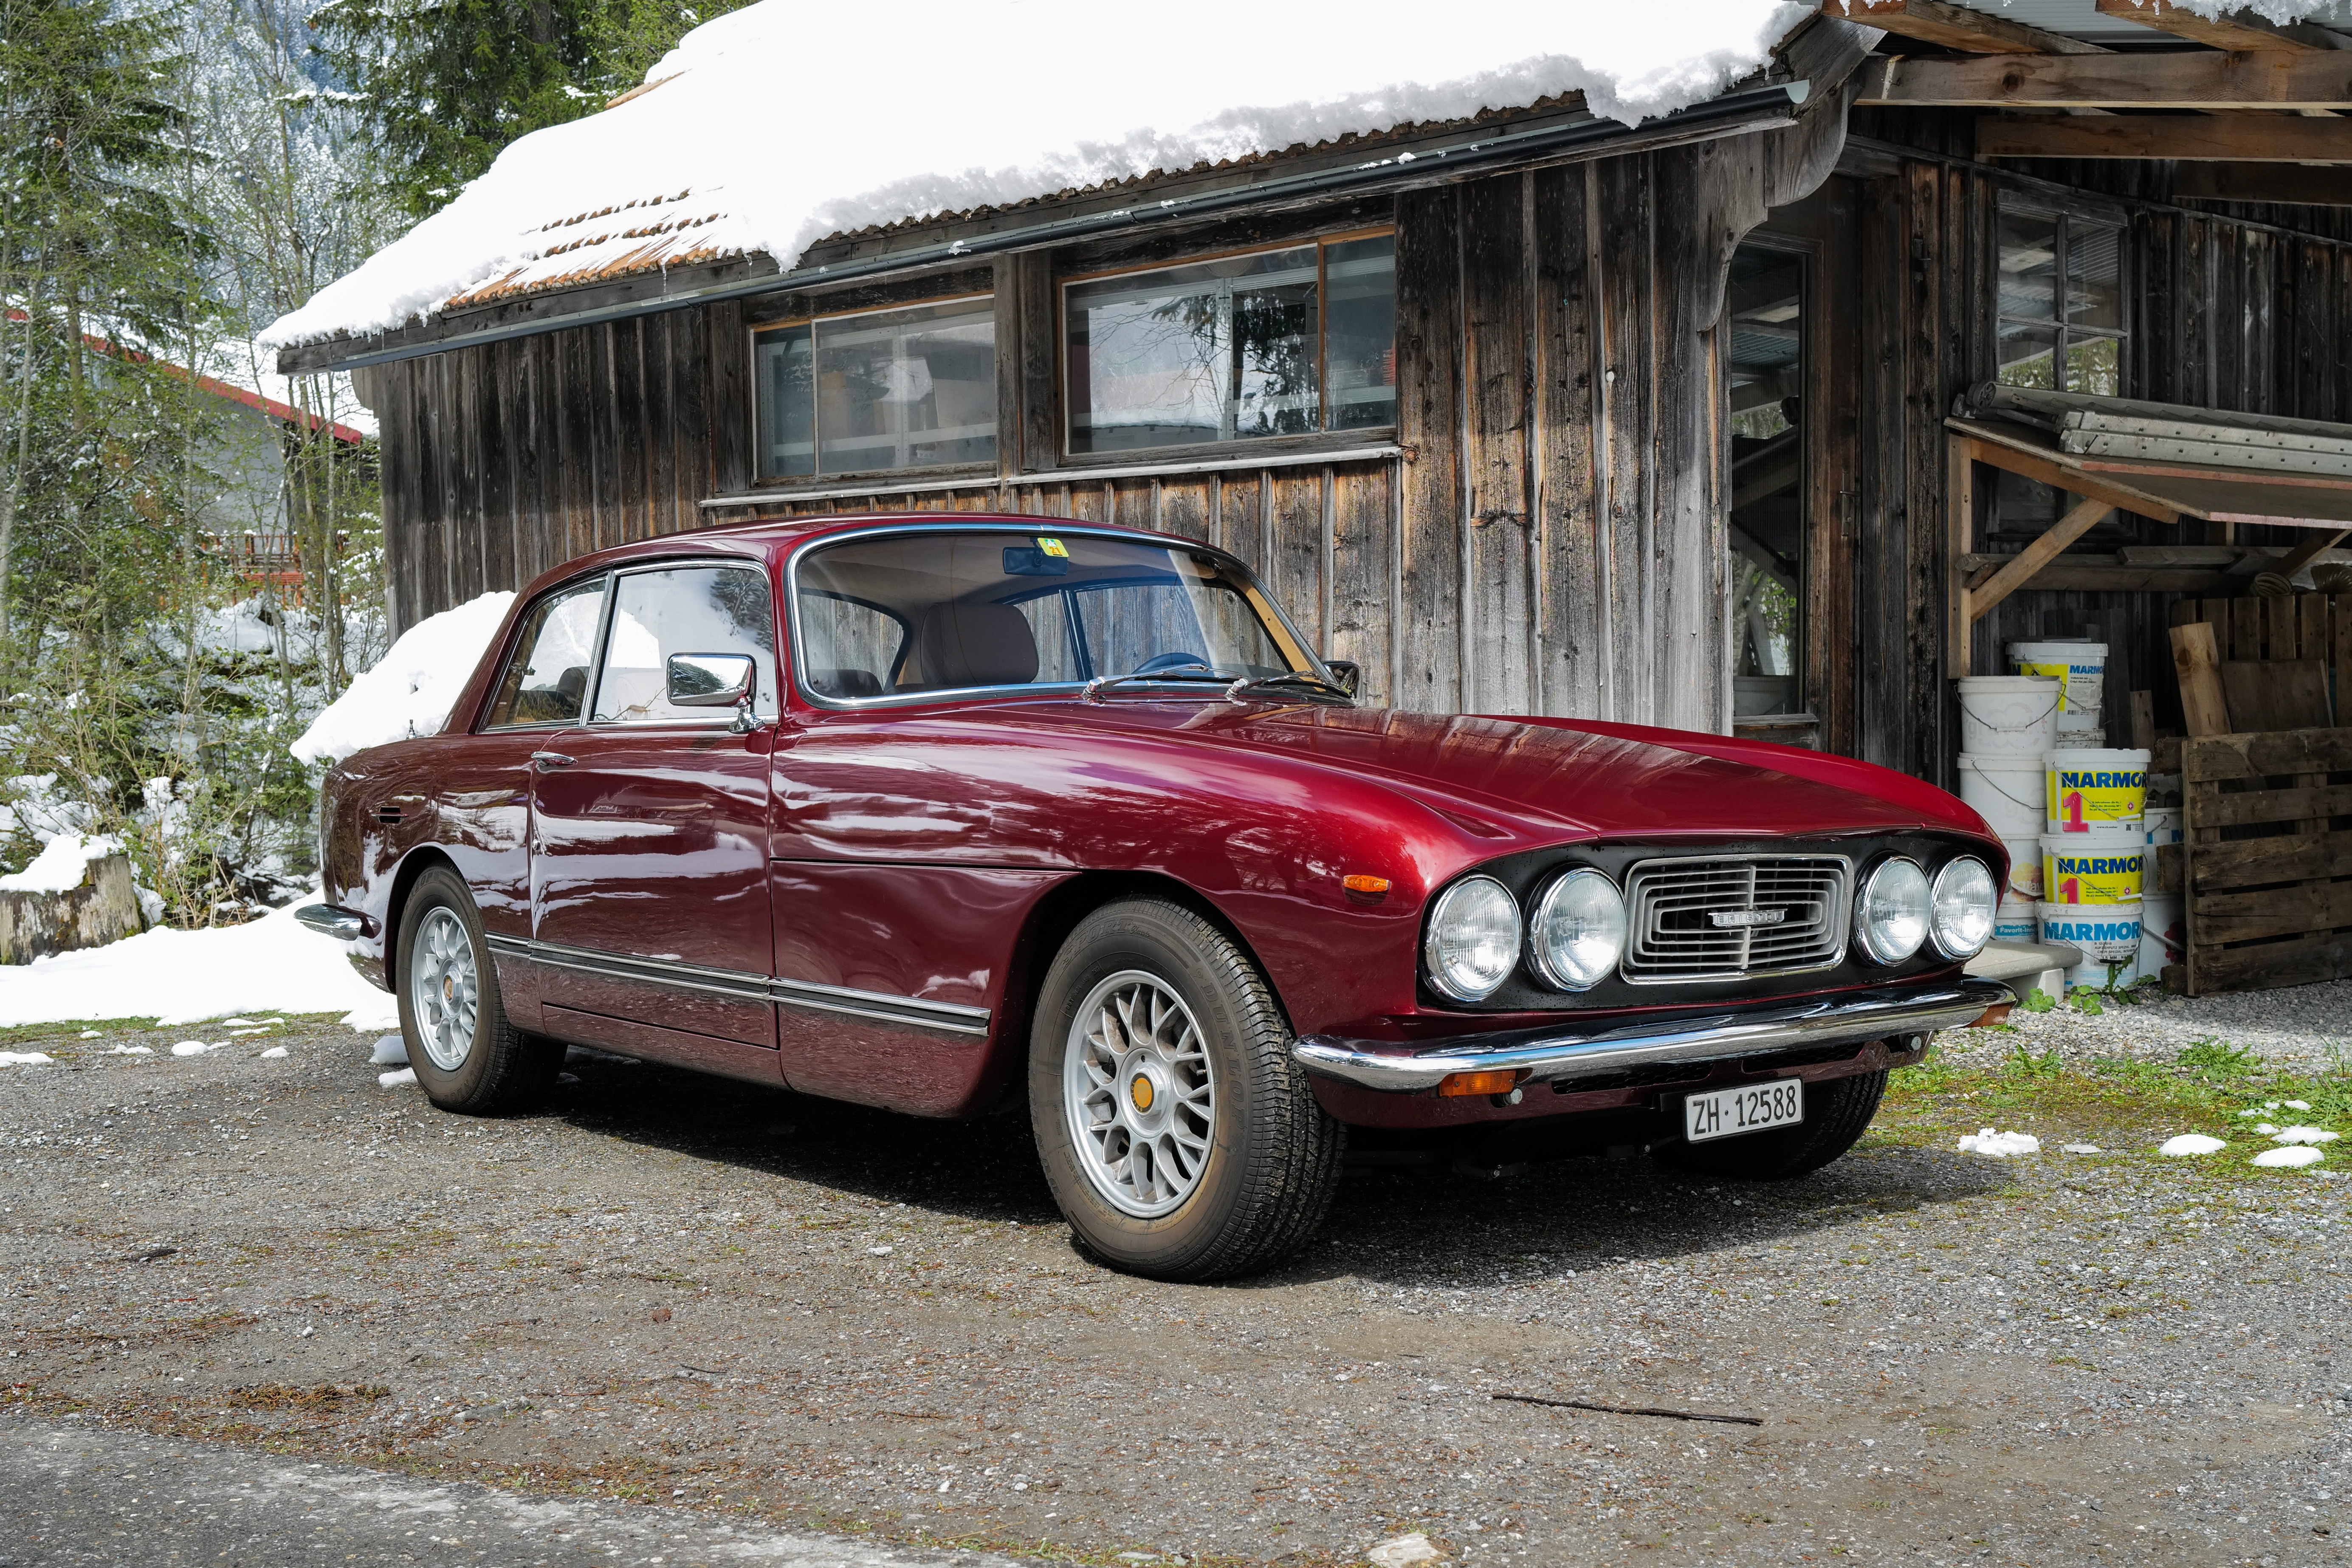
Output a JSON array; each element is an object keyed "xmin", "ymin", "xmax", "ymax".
[{"xmin": 1132, "ymin": 651, "xmax": 1211, "ymax": 674}]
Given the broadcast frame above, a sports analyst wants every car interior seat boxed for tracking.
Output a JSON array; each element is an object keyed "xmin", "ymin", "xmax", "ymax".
[{"xmin": 910, "ymin": 601, "xmax": 1039, "ymax": 690}]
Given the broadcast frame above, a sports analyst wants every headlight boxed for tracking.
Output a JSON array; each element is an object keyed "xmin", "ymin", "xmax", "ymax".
[
  {"xmin": 1853, "ymin": 857, "xmax": 1931, "ymax": 965},
  {"xmin": 1528, "ymin": 869, "xmax": 1626, "ymax": 991},
  {"xmin": 1423, "ymin": 876, "xmax": 1521, "ymax": 1001},
  {"xmin": 1931, "ymin": 856, "xmax": 1998, "ymax": 959}
]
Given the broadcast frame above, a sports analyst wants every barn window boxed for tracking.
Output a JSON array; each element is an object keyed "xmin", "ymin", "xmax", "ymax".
[
  {"xmin": 1062, "ymin": 231, "xmax": 1395, "ymax": 456},
  {"xmin": 752, "ymin": 296, "xmax": 996, "ymax": 480},
  {"xmin": 1995, "ymin": 205, "xmax": 2125, "ymax": 397}
]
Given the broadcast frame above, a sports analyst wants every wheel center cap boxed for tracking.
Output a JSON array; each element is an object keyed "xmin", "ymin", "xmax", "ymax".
[
  {"xmin": 1128, "ymin": 1075, "xmax": 1155, "ymax": 1112},
  {"xmin": 443, "ymin": 976, "xmax": 455, "ymax": 1003}
]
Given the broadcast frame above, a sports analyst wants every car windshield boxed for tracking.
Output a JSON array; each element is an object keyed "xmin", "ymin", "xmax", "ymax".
[{"xmin": 792, "ymin": 528, "xmax": 1323, "ymax": 702}]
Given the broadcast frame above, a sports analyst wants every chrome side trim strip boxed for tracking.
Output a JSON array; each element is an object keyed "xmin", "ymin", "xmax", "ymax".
[
  {"xmin": 485, "ymin": 933, "xmax": 993, "ymax": 1035},
  {"xmin": 295, "ymin": 904, "xmax": 369, "ymax": 942},
  {"xmin": 1290, "ymin": 978, "xmax": 2012, "ymax": 1093}
]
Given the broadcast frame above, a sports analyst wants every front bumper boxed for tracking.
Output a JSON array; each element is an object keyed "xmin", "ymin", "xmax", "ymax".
[{"xmin": 1291, "ymin": 977, "xmax": 2011, "ymax": 1093}]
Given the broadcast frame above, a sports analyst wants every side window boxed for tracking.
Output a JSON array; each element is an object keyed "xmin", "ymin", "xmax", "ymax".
[
  {"xmin": 592, "ymin": 565, "xmax": 779, "ymax": 724},
  {"xmin": 798, "ymin": 595, "xmax": 908, "ymax": 699},
  {"xmin": 483, "ymin": 578, "xmax": 608, "ymax": 728}
]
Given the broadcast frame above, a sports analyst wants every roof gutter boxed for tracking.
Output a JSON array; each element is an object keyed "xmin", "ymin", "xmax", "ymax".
[{"xmin": 290, "ymin": 81, "xmax": 1809, "ymax": 375}]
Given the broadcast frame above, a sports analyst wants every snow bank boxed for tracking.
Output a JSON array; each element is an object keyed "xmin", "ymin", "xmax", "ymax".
[
  {"xmin": 1957, "ymin": 1128, "xmax": 2040, "ymax": 1158},
  {"xmin": 0, "ymin": 833, "xmax": 121, "ymax": 894},
  {"xmin": 0, "ymin": 897, "xmax": 396, "ymax": 1029},
  {"xmin": 2273, "ymin": 1126, "xmax": 2339, "ymax": 1145},
  {"xmin": 0, "ymin": 1051, "xmax": 53, "ymax": 1067},
  {"xmin": 2253, "ymin": 1146, "xmax": 2325, "ymax": 1169},
  {"xmin": 2159, "ymin": 1134, "xmax": 2228, "ymax": 1157},
  {"xmin": 291, "ymin": 591, "xmax": 515, "ymax": 764},
  {"xmin": 263, "ymin": 0, "xmax": 1817, "ymax": 348}
]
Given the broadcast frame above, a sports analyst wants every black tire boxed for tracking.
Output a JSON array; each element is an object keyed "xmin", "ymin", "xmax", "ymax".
[
  {"xmin": 395, "ymin": 867, "xmax": 562, "ymax": 1116},
  {"xmin": 1028, "ymin": 898, "xmax": 1344, "ymax": 1282},
  {"xmin": 1653, "ymin": 1069, "xmax": 1888, "ymax": 1180}
]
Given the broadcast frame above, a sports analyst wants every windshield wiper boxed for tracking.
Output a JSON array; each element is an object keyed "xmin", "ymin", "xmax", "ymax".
[
  {"xmin": 1080, "ymin": 663, "xmax": 1227, "ymax": 702},
  {"xmin": 1223, "ymin": 670, "xmax": 1356, "ymax": 707}
]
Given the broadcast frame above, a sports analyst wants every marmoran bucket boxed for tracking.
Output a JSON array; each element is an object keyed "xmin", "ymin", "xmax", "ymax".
[
  {"xmin": 2042, "ymin": 828, "xmax": 2146, "ymax": 904},
  {"xmin": 2010, "ymin": 640, "xmax": 2107, "ymax": 732},
  {"xmin": 2047, "ymin": 747, "xmax": 2150, "ymax": 832}
]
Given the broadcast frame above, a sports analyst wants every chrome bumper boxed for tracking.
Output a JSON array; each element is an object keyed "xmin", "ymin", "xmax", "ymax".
[
  {"xmin": 1291, "ymin": 977, "xmax": 2012, "ymax": 1093},
  {"xmin": 294, "ymin": 904, "xmax": 370, "ymax": 941}
]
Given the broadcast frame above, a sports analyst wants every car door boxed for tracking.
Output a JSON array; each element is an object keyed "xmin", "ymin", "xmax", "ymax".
[{"xmin": 529, "ymin": 559, "xmax": 782, "ymax": 1065}]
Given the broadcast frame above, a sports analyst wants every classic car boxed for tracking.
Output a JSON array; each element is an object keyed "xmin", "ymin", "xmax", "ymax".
[{"xmin": 301, "ymin": 514, "xmax": 2011, "ymax": 1280}]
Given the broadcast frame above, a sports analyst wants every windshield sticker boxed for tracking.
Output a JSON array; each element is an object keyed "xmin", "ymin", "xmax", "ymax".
[{"xmin": 1035, "ymin": 536, "xmax": 1069, "ymax": 556}]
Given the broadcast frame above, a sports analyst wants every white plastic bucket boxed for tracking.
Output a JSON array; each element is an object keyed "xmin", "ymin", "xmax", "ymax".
[
  {"xmin": 1957, "ymin": 754, "xmax": 2046, "ymax": 838},
  {"xmin": 2046, "ymin": 747, "xmax": 2151, "ymax": 831},
  {"xmin": 1957, "ymin": 677, "xmax": 2062, "ymax": 758},
  {"xmin": 2142, "ymin": 808, "xmax": 2183, "ymax": 894},
  {"xmin": 1994, "ymin": 894, "xmax": 2039, "ymax": 945},
  {"xmin": 2042, "ymin": 827, "xmax": 2146, "ymax": 904},
  {"xmin": 1999, "ymin": 833, "xmax": 2044, "ymax": 898},
  {"xmin": 2010, "ymin": 640, "xmax": 2107, "ymax": 732},
  {"xmin": 2139, "ymin": 892, "xmax": 2184, "ymax": 979},
  {"xmin": 2039, "ymin": 901, "xmax": 2143, "ymax": 987},
  {"xmin": 2051, "ymin": 730, "xmax": 2107, "ymax": 750}
]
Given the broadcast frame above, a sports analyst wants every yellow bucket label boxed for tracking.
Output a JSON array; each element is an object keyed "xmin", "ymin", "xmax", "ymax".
[
  {"xmin": 2047, "ymin": 761, "xmax": 2146, "ymax": 829},
  {"xmin": 2043, "ymin": 843, "xmax": 2144, "ymax": 904}
]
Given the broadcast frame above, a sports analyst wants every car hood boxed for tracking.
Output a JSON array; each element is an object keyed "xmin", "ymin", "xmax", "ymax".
[{"xmin": 1018, "ymin": 699, "xmax": 1990, "ymax": 845}]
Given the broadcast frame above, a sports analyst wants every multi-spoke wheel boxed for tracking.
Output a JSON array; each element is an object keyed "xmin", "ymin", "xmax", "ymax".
[
  {"xmin": 396, "ymin": 867, "xmax": 562, "ymax": 1115},
  {"xmin": 1029, "ymin": 899, "xmax": 1343, "ymax": 1282}
]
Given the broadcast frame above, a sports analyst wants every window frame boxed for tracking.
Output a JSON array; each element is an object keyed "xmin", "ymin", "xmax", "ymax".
[
  {"xmin": 1723, "ymin": 236, "xmax": 1812, "ymax": 720},
  {"xmin": 1056, "ymin": 225, "xmax": 1397, "ymax": 466},
  {"xmin": 746, "ymin": 288, "xmax": 998, "ymax": 487},
  {"xmin": 1992, "ymin": 194, "xmax": 2131, "ymax": 398},
  {"xmin": 478, "ymin": 572, "xmax": 616, "ymax": 733}
]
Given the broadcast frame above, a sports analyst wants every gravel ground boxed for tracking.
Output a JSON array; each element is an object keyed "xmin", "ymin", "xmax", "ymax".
[
  {"xmin": 2, "ymin": 1010, "xmax": 2348, "ymax": 1568},
  {"xmin": 1977, "ymin": 979, "xmax": 2352, "ymax": 1070}
]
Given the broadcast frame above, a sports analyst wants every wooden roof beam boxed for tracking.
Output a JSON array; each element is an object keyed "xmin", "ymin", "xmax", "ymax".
[
  {"xmin": 1821, "ymin": 0, "xmax": 2108, "ymax": 55},
  {"xmin": 1859, "ymin": 51, "xmax": 2352, "ymax": 110},
  {"xmin": 1977, "ymin": 113, "xmax": 2352, "ymax": 161},
  {"xmin": 2172, "ymin": 161, "xmax": 2352, "ymax": 203},
  {"xmin": 2093, "ymin": 0, "xmax": 2315, "ymax": 51}
]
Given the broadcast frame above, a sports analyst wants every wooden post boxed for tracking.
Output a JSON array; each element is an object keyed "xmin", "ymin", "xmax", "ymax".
[
  {"xmin": 2129, "ymin": 689, "xmax": 2156, "ymax": 750},
  {"xmin": 2169, "ymin": 621, "xmax": 2231, "ymax": 736},
  {"xmin": 1947, "ymin": 436, "xmax": 1976, "ymax": 677}
]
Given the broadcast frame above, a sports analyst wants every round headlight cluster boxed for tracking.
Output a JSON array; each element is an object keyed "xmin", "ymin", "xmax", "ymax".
[
  {"xmin": 1930, "ymin": 856, "xmax": 1998, "ymax": 959},
  {"xmin": 1853, "ymin": 857, "xmax": 1931, "ymax": 964},
  {"xmin": 1422, "ymin": 877, "xmax": 1522, "ymax": 1001},
  {"xmin": 1528, "ymin": 870, "xmax": 1627, "ymax": 991}
]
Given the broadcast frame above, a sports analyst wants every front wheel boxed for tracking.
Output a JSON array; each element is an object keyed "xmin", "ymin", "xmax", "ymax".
[
  {"xmin": 1028, "ymin": 899, "xmax": 1343, "ymax": 1282},
  {"xmin": 396, "ymin": 867, "xmax": 561, "ymax": 1115},
  {"xmin": 1652, "ymin": 1069, "xmax": 1889, "ymax": 1179}
]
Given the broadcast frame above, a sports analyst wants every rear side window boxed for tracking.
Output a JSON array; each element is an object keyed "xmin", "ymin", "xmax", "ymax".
[
  {"xmin": 484, "ymin": 579, "xmax": 608, "ymax": 728},
  {"xmin": 591, "ymin": 565, "xmax": 779, "ymax": 724}
]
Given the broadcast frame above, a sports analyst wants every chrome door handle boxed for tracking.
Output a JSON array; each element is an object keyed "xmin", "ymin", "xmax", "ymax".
[{"xmin": 530, "ymin": 751, "xmax": 576, "ymax": 771}]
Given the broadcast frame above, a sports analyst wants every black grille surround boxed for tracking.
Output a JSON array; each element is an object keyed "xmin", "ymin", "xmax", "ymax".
[{"xmin": 1419, "ymin": 832, "xmax": 1998, "ymax": 1013}]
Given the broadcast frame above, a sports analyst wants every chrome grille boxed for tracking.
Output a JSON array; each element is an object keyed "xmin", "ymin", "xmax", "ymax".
[{"xmin": 1621, "ymin": 855, "xmax": 1850, "ymax": 983}]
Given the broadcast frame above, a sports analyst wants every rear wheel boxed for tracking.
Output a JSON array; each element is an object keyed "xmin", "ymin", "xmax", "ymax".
[
  {"xmin": 1653, "ymin": 1069, "xmax": 1888, "ymax": 1179},
  {"xmin": 397, "ymin": 867, "xmax": 561, "ymax": 1115},
  {"xmin": 1028, "ymin": 899, "xmax": 1343, "ymax": 1282}
]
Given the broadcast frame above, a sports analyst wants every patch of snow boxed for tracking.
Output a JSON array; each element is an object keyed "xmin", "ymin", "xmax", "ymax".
[
  {"xmin": 1957, "ymin": 1128, "xmax": 2040, "ymax": 1158},
  {"xmin": 369, "ymin": 1035, "xmax": 409, "ymax": 1066},
  {"xmin": 106, "ymin": 1044, "xmax": 152, "ymax": 1055},
  {"xmin": 2256, "ymin": 1122, "xmax": 2280, "ymax": 1134},
  {"xmin": 1369, "ymin": 1534, "xmax": 1442, "ymax": 1568},
  {"xmin": 378, "ymin": 1067, "xmax": 417, "ymax": 1088},
  {"xmin": 0, "ymin": 832, "xmax": 120, "ymax": 894},
  {"xmin": 2160, "ymin": 1134, "xmax": 2228, "ymax": 1157},
  {"xmin": 259, "ymin": 1045, "xmax": 288, "ymax": 1059},
  {"xmin": 263, "ymin": 0, "xmax": 1820, "ymax": 348},
  {"xmin": 170, "ymin": 1041, "xmax": 219, "ymax": 1057},
  {"xmin": 0, "ymin": 895, "xmax": 397, "ymax": 1030},
  {"xmin": 0, "ymin": 1051, "xmax": 53, "ymax": 1066},
  {"xmin": 290, "ymin": 592, "xmax": 515, "ymax": 764},
  {"xmin": 77, "ymin": 1029, "xmax": 99, "ymax": 1039},
  {"xmin": 2252, "ymin": 1146, "xmax": 2325, "ymax": 1169},
  {"xmin": 2283, "ymin": 1100, "xmax": 2313, "ymax": 1110},
  {"xmin": 2062, "ymin": 1142, "xmax": 2103, "ymax": 1154},
  {"xmin": 2272, "ymin": 1126, "xmax": 2340, "ymax": 1145}
]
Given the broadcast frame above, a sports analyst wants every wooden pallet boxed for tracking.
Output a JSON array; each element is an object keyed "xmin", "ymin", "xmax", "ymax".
[
  {"xmin": 2163, "ymin": 726, "xmax": 2352, "ymax": 996},
  {"xmin": 2166, "ymin": 592, "xmax": 2351, "ymax": 674}
]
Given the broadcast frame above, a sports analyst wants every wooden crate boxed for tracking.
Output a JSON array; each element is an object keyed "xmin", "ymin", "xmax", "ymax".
[{"xmin": 2166, "ymin": 726, "xmax": 2352, "ymax": 996}]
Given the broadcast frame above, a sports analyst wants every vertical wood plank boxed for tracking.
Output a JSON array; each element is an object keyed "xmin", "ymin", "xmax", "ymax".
[
  {"xmin": 1596, "ymin": 156, "xmax": 1656, "ymax": 726},
  {"xmin": 993, "ymin": 257, "xmax": 1027, "ymax": 480},
  {"xmin": 612, "ymin": 318, "xmax": 646, "ymax": 544},
  {"xmin": 1263, "ymin": 468, "xmax": 1325, "ymax": 653},
  {"xmin": 477, "ymin": 342, "xmax": 516, "ymax": 597},
  {"xmin": 675, "ymin": 304, "xmax": 713, "ymax": 510},
  {"xmin": 1328, "ymin": 462, "xmax": 1394, "ymax": 706},
  {"xmin": 377, "ymin": 359, "xmax": 415, "ymax": 634},
  {"xmin": 707, "ymin": 300, "xmax": 751, "ymax": 498},
  {"xmin": 1461, "ymin": 172, "xmax": 1533, "ymax": 716},
  {"xmin": 1395, "ymin": 185, "xmax": 1466, "ymax": 712},
  {"xmin": 1531, "ymin": 164, "xmax": 1603, "ymax": 720},
  {"xmin": 1016, "ymin": 252, "xmax": 1058, "ymax": 473},
  {"xmin": 646, "ymin": 313, "xmax": 678, "ymax": 538}
]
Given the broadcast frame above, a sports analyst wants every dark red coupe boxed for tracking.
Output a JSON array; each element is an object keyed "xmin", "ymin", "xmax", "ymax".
[{"xmin": 302, "ymin": 515, "xmax": 2008, "ymax": 1280}]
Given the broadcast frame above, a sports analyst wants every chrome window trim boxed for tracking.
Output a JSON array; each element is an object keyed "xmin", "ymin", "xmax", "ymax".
[
  {"xmin": 1617, "ymin": 852, "xmax": 1853, "ymax": 986},
  {"xmin": 477, "ymin": 570, "xmax": 613, "ymax": 734},
  {"xmin": 781, "ymin": 520, "xmax": 1330, "ymax": 713},
  {"xmin": 484, "ymin": 933, "xmax": 992, "ymax": 1035},
  {"xmin": 583, "ymin": 557, "xmax": 782, "ymax": 728}
]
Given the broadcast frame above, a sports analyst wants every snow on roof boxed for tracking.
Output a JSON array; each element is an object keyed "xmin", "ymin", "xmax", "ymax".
[{"xmin": 261, "ymin": 0, "xmax": 1818, "ymax": 351}]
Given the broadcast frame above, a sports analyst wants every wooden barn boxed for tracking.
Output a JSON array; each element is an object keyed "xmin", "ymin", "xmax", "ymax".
[{"xmin": 276, "ymin": 0, "xmax": 2352, "ymax": 790}]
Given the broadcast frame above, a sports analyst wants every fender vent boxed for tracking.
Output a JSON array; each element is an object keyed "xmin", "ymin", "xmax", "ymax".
[{"xmin": 375, "ymin": 804, "xmax": 406, "ymax": 826}]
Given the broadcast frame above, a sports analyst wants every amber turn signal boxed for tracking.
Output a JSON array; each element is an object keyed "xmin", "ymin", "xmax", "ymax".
[
  {"xmin": 1436, "ymin": 1068, "xmax": 1523, "ymax": 1097},
  {"xmin": 1342, "ymin": 874, "xmax": 1391, "ymax": 894}
]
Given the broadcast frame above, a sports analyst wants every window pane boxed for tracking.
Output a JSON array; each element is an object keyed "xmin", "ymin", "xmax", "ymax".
[
  {"xmin": 2065, "ymin": 333, "xmax": 2123, "ymax": 397},
  {"xmin": 798, "ymin": 595, "xmax": 908, "ymax": 699},
  {"xmin": 753, "ymin": 323, "xmax": 814, "ymax": 480},
  {"xmin": 1997, "ymin": 212, "xmax": 2059, "ymax": 324},
  {"xmin": 593, "ymin": 567, "xmax": 778, "ymax": 724},
  {"xmin": 485, "ymin": 579, "xmax": 607, "ymax": 728},
  {"xmin": 2067, "ymin": 222, "xmax": 2123, "ymax": 332},
  {"xmin": 1997, "ymin": 321, "xmax": 2059, "ymax": 390},
  {"xmin": 814, "ymin": 299, "xmax": 996, "ymax": 475},
  {"xmin": 1325, "ymin": 235, "xmax": 1397, "ymax": 431},
  {"xmin": 1066, "ymin": 247, "xmax": 1320, "ymax": 454},
  {"xmin": 1726, "ymin": 245, "xmax": 1805, "ymax": 717}
]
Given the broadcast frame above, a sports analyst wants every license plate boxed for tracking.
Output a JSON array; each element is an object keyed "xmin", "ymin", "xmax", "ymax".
[{"xmin": 1684, "ymin": 1080, "xmax": 1804, "ymax": 1143}]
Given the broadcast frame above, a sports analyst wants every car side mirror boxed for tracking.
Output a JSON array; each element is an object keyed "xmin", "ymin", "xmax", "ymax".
[
  {"xmin": 667, "ymin": 652, "xmax": 756, "ymax": 708},
  {"xmin": 1325, "ymin": 658, "xmax": 1361, "ymax": 697}
]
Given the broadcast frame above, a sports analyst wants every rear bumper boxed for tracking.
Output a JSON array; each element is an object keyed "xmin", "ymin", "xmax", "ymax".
[{"xmin": 1292, "ymin": 977, "xmax": 2011, "ymax": 1093}]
